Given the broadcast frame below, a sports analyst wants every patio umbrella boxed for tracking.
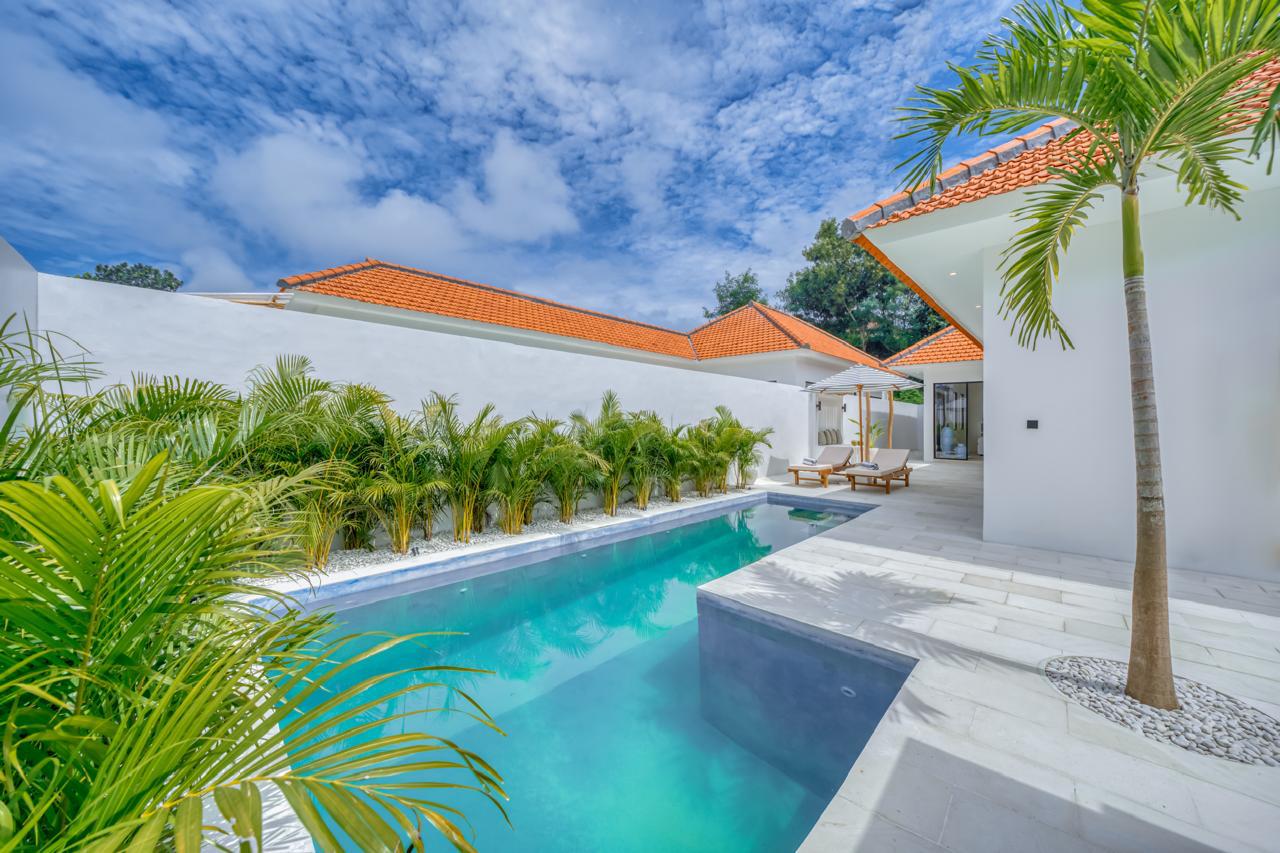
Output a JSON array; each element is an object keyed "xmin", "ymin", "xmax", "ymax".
[{"xmin": 805, "ymin": 365, "xmax": 922, "ymax": 461}]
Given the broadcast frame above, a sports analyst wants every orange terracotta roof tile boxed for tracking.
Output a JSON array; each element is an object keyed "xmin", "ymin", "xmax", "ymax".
[
  {"xmin": 886, "ymin": 326, "xmax": 983, "ymax": 366},
  {"xmin": 754, "ymin": 304, "xmax": 884, "ymax": 368},
  {"xmin": 687, "ymin": 302, "xmax": 797, "ymax": 359},
  {"xmin": 279, "ymin": 262, "xmax": 887, "ymax": 367},
  {"xmin": 281, "ymin": 260, "xmax": 697, "ymax": 359},
  {"xmin": 843, "ymin": 59, "xmax": 1280, "ymax": 237}
]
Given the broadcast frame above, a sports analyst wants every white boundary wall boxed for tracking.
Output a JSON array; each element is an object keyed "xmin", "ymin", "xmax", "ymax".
[
  {"xmin": 983, "ymin": 184, "xmax": 1280, "ymax": 579},
  {"xmin": 0, "ymin": 239, "xmax": 37, "ymax": 332},
  {"xmin": 36, "ymin": 274, "xmax": 813, "ymax": 475}
]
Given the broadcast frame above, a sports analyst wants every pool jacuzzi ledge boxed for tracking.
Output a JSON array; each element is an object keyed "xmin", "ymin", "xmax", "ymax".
[
  {"xmin": 695, "ymin": 590, "xmax": 919, "ymax": 676},
  {"xmin": 696, "ymin": 558, "xmax": 920, "ymax": 848},
  {"xmin": 263, "ymin": 489, "xmax": 876, "ymax": 607}
]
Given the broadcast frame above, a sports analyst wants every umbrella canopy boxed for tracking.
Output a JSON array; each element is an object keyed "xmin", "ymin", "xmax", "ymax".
[{"xmin": 805, "ymin": 365, "xmax": 921, "ymax": 395}]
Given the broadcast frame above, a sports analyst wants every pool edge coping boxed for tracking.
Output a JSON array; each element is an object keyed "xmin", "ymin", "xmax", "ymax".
[{"xmin": 263, "ymin": 490, "xmax": 875, "ymax": 607}]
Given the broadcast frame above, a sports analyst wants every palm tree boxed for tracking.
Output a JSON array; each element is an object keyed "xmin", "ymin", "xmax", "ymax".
[
  {"xmin": 896, "ymin": 0, "xmax": 1279, "ymax": 708},
  {"xmin": 684, "ymin": 422, "xmax": 729, "ymax": 498}
]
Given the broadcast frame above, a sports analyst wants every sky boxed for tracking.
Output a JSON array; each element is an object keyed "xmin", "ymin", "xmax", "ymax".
[{"xmin": 0, "ymin": 0, "xmax": 1017, "ymax": 331}]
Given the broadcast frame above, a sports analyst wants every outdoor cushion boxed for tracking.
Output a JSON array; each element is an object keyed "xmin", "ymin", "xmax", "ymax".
[
  {"xmin": 813, "ymin": 445, "xmax": 853, "ymax": 468},
  {"xmin": 866, "ymin": 448, "xmax": 910, "ymax": 473},
  {"xmin": 789, "ymin": 463, "xmax": 834, "ymax": 472}
]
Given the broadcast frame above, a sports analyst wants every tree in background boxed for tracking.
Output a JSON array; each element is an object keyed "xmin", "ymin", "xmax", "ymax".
[
  {"xmin": 78, "ymin": 261, "xmax": 184, "ymax": 291},
  {"xmin": 896, "ymin": 0, "xmax": 1279, "ymax": 707},
  {"xmin": 776, "ymin": 219, "xmax": 944, "ymax": 358},
  {"xmin": 702, "ymin": 269, "xmax": 767, "ymax": 318}
]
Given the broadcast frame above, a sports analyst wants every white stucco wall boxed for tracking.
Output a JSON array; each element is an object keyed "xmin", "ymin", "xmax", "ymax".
[
  {"xmin": 983, "ymin": 184, "xmax": 1280, "ymax": 578},
  {"xmin": 36, "ymin": 274, "xmax": 813, "ymax": 476},
  {"xmin": 0, "ymin": 238, "xmax": 38, "ymax": 331}
]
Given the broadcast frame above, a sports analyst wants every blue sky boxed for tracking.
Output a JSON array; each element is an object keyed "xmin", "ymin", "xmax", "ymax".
[{"xmin": 0, "ymin": 0, "xmax": 1016, "ymax": 330}]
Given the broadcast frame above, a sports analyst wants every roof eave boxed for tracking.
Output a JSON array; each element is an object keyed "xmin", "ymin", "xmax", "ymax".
[
  {"xmin": 855, "ymin": 234, "xmax": 983, "ymax": 348},
  {"xmin": 840, "ymin": 118, "xmax": 1079, "ymax": 241}
]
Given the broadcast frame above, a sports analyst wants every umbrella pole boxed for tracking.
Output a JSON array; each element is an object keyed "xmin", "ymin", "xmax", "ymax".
[
  {"xmin": 855, "ymin": 385, "xmax": 864, "ymax": 462},
  {"xmin": 888, "ymin": 390, "xmax": 895, "ymax": 449},
  {"xmin": 864, "ymin": 391, "xmax": 872, "ymax": 459}
]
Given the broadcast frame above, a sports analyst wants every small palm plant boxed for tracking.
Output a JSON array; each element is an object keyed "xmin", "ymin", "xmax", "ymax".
[
  {"xmin": 847, "ymin": 417, "xmax": 885, "ymax": 455},
  {"xmin": 425, "ymin": 393, "xmax": 516, "ymax": 542},
  {"xmin": 702, "ymin": 406, "xmax": 746, "ymax": 493},
  {"xmin": 361, "ymin": 406, "xmax": 444, "ymax": 553},
  {"xmin": 896, "ymin": 0, "xmax": 1279, "ymax": 707},
  {"xmin": 655, "ymin": 423, "xmax": 692, "ymax": 502},
  {"xmin": 732, "ymin": 423, "xmax": 773, "ymax": 489},
  {"xmin": 541, "ymin": 422, "xmax": 607, "ymax": 523},
  {"xmin": 571, "ymin": 391, "xmax": 635, "ymax": 516},
  {"xmin": 489, "ymin": 419, "xmax": 556, "ymax": 534},
  {"xmin": 297, "ymin": 382, "xmax": 386, "ymax": 567},
  {"xmin": 684, "ymin": 422, "xmax": 729, "ymax": 498},
  {"xmin": 623, "ymin": 411, "xmax": 665, "ymax": 510}
]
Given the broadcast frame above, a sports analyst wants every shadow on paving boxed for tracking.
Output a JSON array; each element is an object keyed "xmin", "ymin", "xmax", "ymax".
[{"xmin": 842, "ymin": 738, "xmax": 1227, "ymax": 852}]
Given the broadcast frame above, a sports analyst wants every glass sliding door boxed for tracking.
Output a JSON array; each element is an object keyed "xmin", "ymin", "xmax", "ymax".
[{"xmin": 934, "ymin": 382, "xmax": 983, "ymax": 460}]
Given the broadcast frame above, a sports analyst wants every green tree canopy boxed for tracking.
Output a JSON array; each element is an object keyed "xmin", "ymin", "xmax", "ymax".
[
  {"xmin": 776, "ymin": 219, "xmax": 944, "ymax": 358},
  {"xmin": 78, "ymin": 261, "xmax": 184, "ymax": 292},
  {"xmin": 702, "ymin": 269, "xmax": 767, "ymax": 319}
]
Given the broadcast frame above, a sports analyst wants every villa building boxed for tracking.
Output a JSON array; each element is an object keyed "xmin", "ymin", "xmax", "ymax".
[{"xmin": 842, "ymin": 73, "xmax": 1279, "ymax": 578}]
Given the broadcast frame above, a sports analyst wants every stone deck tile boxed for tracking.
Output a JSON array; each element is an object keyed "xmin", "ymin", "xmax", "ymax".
[{"xmin": 715, "ymin": 461, "xmax": 1280, "ymax": 852}]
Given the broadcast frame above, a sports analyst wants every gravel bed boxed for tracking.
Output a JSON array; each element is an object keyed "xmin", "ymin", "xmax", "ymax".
[
  {"xmin": 323, "ymin": 491, "xmax": 748, "ymax": 573},
  {"xmin": 1045, "ymin": 656, "xmax": 1280, "ymax": 766}
]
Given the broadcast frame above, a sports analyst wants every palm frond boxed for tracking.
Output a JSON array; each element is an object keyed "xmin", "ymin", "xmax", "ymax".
[
  {"xmin": 896, "ymin": 2, "xmax": 1113, "ymax": 190},
  {"xmin": 998, "ymin": 159, "xmax": 1120, "ymax": 348}
]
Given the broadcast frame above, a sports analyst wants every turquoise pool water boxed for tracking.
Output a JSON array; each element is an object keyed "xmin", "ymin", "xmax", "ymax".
[{"xmin": 299, "ymin": 502, "xmax": 895, "ymax": 852}]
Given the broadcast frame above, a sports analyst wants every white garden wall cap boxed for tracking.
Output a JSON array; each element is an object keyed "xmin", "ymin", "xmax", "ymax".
[{"xmin": 276, "ymin": 259, "xmax": 886, "ymax": 367}]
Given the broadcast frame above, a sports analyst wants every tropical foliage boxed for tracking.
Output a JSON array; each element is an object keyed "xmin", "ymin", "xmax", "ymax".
[
  {"xmin": 701, "ymin": 269, "xmax": 768, "ymax": 318},
  {"xmin": 0, "ymin": 320, "xmax": 775, "ymax": 849},
  {"xmin": 0, "ymin": 328, "xmax": 508, "ymax": 851},
  {"xmin": 777, "ymin": 219, "xmax": 946, "ymax": 358},
  {"xmin": 895, "ymin": 0, "xmax": 1279, "ymax": 707},
  {"xmin": 76, "ymin": 261, "xmax": 184, "ymax": 292}
]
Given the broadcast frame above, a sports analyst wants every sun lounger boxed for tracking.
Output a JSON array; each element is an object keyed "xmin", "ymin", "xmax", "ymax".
[
  {"xmin": 787, "ymin": 445, "xmax": 853, "ymax": 487},
  {"xmin": 842, "ymin": 448, "xmax": 911, "ymax": 494}
]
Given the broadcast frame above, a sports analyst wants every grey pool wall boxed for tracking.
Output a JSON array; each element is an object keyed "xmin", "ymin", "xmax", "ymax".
[{"xmin": 698, "ymin": 593, "xmax": 916, "ymax": 800}]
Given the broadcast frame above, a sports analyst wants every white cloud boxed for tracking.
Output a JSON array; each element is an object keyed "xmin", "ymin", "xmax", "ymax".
[
  {"xmin": 210, "ymin": 132, "xmax": 465, "ymax": 263},
  {"xmin": 2, "ymin": 0, "xmax": 1020, "ymax": 321},
  {"xmin": 0, "ymin": 29, "xmax": 212, "ymax": 254},
  {"xmin": 449, "ymin": 129, "xmax": 578, "ymax": 240},
  {"xmin": 180, "ymin": 246, "xmax": 253, "ymax": 292}
]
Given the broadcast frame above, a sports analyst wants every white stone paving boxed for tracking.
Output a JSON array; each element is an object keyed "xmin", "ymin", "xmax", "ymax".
[{"xmin": 702, "ymin": 460, "xmax": 1280, "ymax": 852}]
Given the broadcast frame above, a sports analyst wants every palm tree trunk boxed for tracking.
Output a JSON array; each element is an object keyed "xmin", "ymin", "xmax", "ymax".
[{"xmin": 1120, "ymin": 188, "xmax": 1178, "ymax": 710}]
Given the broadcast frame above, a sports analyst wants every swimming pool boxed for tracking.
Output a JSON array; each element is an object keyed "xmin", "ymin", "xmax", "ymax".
[{"xmin": 297, "ymin": 499, "xmax": 912, "ymax": 851}]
